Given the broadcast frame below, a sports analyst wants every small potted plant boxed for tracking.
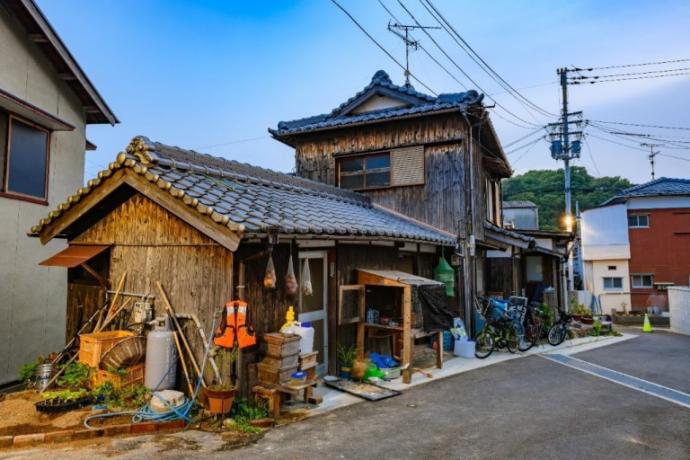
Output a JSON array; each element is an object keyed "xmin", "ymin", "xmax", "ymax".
[
  {"xmin": 336, "ymin": 344, "xmax": 356, "ymax": 380},
  {"xmin": 206, "ymin": 346, "xmax": 238, "ymax": 415}
]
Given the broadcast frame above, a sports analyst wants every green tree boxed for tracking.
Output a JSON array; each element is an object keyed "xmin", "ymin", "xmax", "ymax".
[{"xmin": 502, "ymin": 167, "xmax": 633, "ymax": 231}]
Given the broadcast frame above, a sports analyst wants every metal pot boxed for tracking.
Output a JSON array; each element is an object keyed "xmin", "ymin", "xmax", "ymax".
[{"xmin": 35, "ymin": 363, "xmax": 55, "ymax": 391}]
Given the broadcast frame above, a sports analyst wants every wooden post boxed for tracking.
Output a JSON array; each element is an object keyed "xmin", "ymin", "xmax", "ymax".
[
  {"xmin": 435, "ymin": 330, "xmax": 443, "ymax": 369},
  {"xmin": 402, "ymin": 285, "xmax": 412, "ymax": 384},
  {"xmin": 356, "ymin": 285, "xmax": 366, "ymax": 360}
]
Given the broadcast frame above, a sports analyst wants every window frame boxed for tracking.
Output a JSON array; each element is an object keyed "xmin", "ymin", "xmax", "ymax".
[
  {"xmin": 631, "ymin": 273, "xmax": 654, "ymax": 289},
  {"xmin": 602, "ymin": 276, "xmax": 623, "ymax": 291},
  {"xmin": 337, "ymin": 151, "xmax": 391, "ymax": 191},
  {"xmin": 628, "ymin": 214, "xmax": 649, "ymax": 229},
  {"xmin": 1, "ymin": 113, "xmax": 51, "ymax": 205}
]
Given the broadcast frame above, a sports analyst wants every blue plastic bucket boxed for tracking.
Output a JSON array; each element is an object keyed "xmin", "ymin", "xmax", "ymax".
[{"xmin": 454, "ymin": 339, "xmax": 475, "ymax": 358}]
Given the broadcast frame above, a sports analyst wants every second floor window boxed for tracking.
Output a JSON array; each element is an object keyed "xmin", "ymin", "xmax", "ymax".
[
  {"xmin": 631, "ymin": 274, "xmax": 653, "ymax": 288},
  {"xmin": 628, "ymin": 214, "xmax": 649, "ymax": 228},
  {"xmin": 1, "ymin": 114, "xmax": 50, "ymax": 201},
  {"xmin": 338, "ymin": 153, "xmax": 390, "ymax": 190}
]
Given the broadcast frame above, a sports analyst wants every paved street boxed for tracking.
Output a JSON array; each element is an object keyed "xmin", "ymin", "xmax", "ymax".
[{"xmin": 3, "ymin": 331, "xmax": 689, "ymax": 460}]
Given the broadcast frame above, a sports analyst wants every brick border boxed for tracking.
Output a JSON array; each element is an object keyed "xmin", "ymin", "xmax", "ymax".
[{"xmin": 1, "ymin": 420, "xmax": 186, "ymax": 449}]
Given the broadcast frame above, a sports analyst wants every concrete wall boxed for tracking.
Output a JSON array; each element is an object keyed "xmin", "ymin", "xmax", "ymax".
[
  {"xmin": 0, "ymin": 6, "xmax": 86, "ymax": 384},
  {"xmin": 584, "ymin": 259, "xmax": 631, "ymax": 315},
  {"xmin": 668, "ymin": 287, "xmax": 690, "ymax": 335}
]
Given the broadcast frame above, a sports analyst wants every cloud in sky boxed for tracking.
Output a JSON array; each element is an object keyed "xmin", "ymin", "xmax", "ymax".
[{"xmin": 37, "ymin": 0, "xmax": 690, "ymax": 184}]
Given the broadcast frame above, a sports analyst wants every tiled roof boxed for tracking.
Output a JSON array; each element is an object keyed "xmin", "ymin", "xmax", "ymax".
[
  {"xmin": 502, "ymin": 200, "xmax": 537, "ymax": 209},
  {"xmin": 602, "ymin": 177, "xmax": 690, "ymax": 205},
  {"xmin": 270, "ymin": 70, "xmax": 483, "ymax": 137},
  {"xmin": 30, "ymin": 137, "xmax": 455, "ymax": 246},
  {"xmin": 484, "ymin": 221, "xmax": 535, "ymax": 246}
]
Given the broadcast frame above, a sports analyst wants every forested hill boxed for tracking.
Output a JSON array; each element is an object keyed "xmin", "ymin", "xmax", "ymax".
[{"xmin": 502, "ymin": 167, "xmax": 634, "ymax": 231}]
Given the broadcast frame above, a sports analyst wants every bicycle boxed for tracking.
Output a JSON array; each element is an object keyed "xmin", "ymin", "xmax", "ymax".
[
  {"xmin": 474, "ymin": 296, "xmax": 521, "ymax": 359},
  {"xmin": 518, "ymin": 303, "xmax": 548, "ymax": 352},
  {"xmin": 547, "ymin": 310, "xmax": 573, "ymax": 346}
]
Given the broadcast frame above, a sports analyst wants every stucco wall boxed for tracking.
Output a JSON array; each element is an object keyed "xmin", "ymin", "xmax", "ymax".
[
  {"xmin": 668, "ymin": 287, "xmax": 690, "ymax": 335},
  {"xmin": 584, "ymin": 259, "xmax": 631, "ymax": 315},
  {"xmin": 0, "ymin": 6, "xmax": 86, "ymax": 384}
]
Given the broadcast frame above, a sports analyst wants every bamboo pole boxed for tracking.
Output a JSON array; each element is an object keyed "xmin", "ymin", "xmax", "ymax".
[
  {"xmin": 173, "ymin": 330, "xmax": 194, "ymax": 396},
  {"xmin": 156, "ymin": 282, "xmax": 207, "ymax": 388}
]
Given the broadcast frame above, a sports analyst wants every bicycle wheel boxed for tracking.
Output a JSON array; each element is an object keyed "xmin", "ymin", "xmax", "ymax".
[
  {"xmin": 475, "ymin": 330, "xmax": 494, "ymax": 359},
  {"xmin": 547, "ymin": 324, "xmax": 566, "ymax": 346},
  {"xmin": 504, "ymin": 327, "xmax": 519, "ymax": 353}
]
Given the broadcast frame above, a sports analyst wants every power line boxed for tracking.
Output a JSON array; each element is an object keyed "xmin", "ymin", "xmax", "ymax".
[
  {"xmin": 420, "ymin": 0, "xmax": 558, "ymax": 119},
  {"xmin": 582, "ymin": 136, "xmax": 601, "ymax": 176},
  {"xmin": 392, "ymin": 0, "xmax": 540, "ymax": 128},
  {"xmin": 589, "ymin": 119, "xmax": 690, "ymax": 132},
  {"xmin": 502, "ymin": 126, "xmax": 546, "ymax": 149},
  {"xmin": 510, "ymin": 137, "xmax": 541, "ymax": 166},
  {"xmin": 329, "ymin": 0, "xmax": 437, "ymax": 95},
  {"xmin": 570, "ymin": 66, "xmax": 690, "ymax": 80},
  {"xmin": 579, "ymin": 58, "xmax": 690, "ymax": 71},
  {"xmin": 586, "ymin": 132, "xmax": 650, "ymax": 152},
  {"xmin": 505, "ymin": 136, "xmax": 546, "ymax": 155},
  {"xmin": 193, "ymin": 135, "xmax": 268, "ymax": 150},
  {"xmin": 570, "ymin": 71, "xmax": 690, "ymax": 84},
  {"xmin": 660, "ymin": 153, "xmax": 690, "ymax": 163}
]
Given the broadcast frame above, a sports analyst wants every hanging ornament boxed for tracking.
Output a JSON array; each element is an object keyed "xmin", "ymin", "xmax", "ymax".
[
  {"xmin": 302, "ymin": 258, "xmax": 313, "ymax": 296},
  {"xmin": 285, "ymin": 254, "xmax": 298, "ymax": 295},
  {"xmin": 263, "ymin": 254, "xmax": 277, "ymax": 289}
]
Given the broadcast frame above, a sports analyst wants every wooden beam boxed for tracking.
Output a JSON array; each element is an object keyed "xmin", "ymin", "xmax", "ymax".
[
  {"xmin": 79, "ymin": 262, "xmax": 109, "ymax": 289},
  {"xmin": 122, "ymin": 172, "xmax": 241, "ymax": 251},
  {"xmin": 57, "ymin": 72, "xmax": 77, "ymax": 81},
  {"xmin": 39, "ymin": 169, "xmax": 127, "ymax": 244},
  {"xmin": 402, "ymin": 285, "xmax": 412, "ymax": 384}
]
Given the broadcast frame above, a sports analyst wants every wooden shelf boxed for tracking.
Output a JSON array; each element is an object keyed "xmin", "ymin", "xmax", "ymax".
[{"xmin": 363, "ymin": 322, "xmax": 403, "ymax": 332}]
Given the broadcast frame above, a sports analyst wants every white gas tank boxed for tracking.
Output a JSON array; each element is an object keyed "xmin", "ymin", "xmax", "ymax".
[{"xmin": 145, "ymin": 317, "xmax": 177, "ymax": 390}]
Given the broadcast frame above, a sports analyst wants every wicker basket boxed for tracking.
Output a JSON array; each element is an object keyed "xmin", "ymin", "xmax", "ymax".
[{"xmin": 79, "ymin": 331, "xmax": 134, "ymax": 368}]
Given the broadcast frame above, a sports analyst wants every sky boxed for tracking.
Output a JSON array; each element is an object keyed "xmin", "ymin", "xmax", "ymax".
[{"xmin": 37, "ymin": 0, "xmax": 690, "ymax": 185}]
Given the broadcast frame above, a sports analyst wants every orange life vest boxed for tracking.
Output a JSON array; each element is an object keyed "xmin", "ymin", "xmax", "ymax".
[{"xmin": 214, "ymin": 300, "xmax": 256, "ymax": 349}]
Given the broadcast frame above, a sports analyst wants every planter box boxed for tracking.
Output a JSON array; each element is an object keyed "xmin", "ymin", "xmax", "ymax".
[
  {"xmin": 79, "ymin": 331, "xmax": 134, "ymax": 368},
  {"xmin": 92, "ymin": 363, "xmax": 144, "ymax": 389},
  {"xmin": 613, "ymin": 314, "xmax": 670, "ymax": 327}
]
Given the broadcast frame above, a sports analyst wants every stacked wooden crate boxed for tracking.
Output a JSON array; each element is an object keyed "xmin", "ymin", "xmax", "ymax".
[{"xmin": 257, "ymin": 333, "xmax": 300, "ymax": 385}]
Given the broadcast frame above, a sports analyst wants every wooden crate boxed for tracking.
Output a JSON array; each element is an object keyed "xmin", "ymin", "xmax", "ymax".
[
  {"xmin": 92, "ymin": 363, "xmax": 145, "ymax": 389},
  {"xmin": 263, "ymin": 333, "xmax": 300, "ymax": 358},
  {"xmin": 262, "ymin": 353, "xmax": 299, "ymax": 369},
  {"xmin": 257, "ymin": 362, "xmax": 298, "ymax": 385},
  {"xmin": 79, "ymin": 330, "xmax": 134, "ymax": 368},
  {"xmin": 299, "ymin": 351, "xmax": 318, "ymax": 371}
]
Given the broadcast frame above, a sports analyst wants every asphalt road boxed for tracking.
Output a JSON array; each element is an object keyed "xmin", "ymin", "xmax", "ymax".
[{"xmin": 3, "ymin": 331, "xmax": 689, "ymax": 460}]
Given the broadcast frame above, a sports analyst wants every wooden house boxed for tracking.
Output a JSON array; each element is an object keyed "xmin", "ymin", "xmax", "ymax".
[
  {"xmin": 31, "ymin": 136, "xmax": 457, "ymax": 389},
  {"xmin": 270, "ymin": 70, "xmax": 535, "ymax": 327}
]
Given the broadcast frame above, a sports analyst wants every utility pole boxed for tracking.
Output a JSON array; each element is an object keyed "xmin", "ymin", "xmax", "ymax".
[
  {"xmin": 550, "ymin": 68, "xmax": 584, "ymax": 297},
  {"xmin": 387, "ymin": 22, "xmax": 439, "ymax": 86},
  {"xmin": 641, "ymin": 143, "xmax": 661, "ymax": 180}
]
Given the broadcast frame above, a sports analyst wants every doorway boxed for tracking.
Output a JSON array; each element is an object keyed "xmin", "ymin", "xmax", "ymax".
[{"xmin": 298, "ymin": 250, "xmax": 328, "ymax": 374}]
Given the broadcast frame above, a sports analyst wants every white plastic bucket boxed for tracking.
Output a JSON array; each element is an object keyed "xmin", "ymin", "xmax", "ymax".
[
  {"xmin": 283, "ymin": 323, "xmax": 315, "ymax": 354},
  {"xmin": 454, "ymin": 339, "xmax": 475, "ymax": 359}
]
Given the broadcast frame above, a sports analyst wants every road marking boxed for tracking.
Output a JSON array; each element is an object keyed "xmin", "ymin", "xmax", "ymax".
[{"xmin": 541, "ymin": 353, "xmax": 690, "ymax": 409}]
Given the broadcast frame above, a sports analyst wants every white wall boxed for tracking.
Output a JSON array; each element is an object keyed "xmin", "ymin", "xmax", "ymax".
[
  {"xmin": 668, "ymin": 287, "xmax": 690, "ymax": 335},
  {"xmin": 581, "ymin": 204, "xmax": 630, "ymax": 260},
  {"xmin": 0, "ymin": 7, "xmax": 86, "ymax": 384},
  {"xmin": 350, "ymin": 95, "xmax": 407, "ymax": 114},
  {"xmin": 585, "ymin": 259, "xmax": 632, "ymax": 314},
  {"xmin": 628, "ymin": 196, "xmax": 690, "ymax": 210}
]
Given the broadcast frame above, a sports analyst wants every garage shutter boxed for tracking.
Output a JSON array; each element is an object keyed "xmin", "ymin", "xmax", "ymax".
[{"xmin": 391, "ymin": 146, "xmax": 424, "ymax": 186}]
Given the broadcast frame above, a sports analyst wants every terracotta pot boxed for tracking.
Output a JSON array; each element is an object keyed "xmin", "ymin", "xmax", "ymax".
[
  {"xmin": 205, "ymin": 387, "xmax": 236, "ymax": 415},
  {"xmin": 580, "ymin": 316, "xmax": 594, "ymax": 325}
]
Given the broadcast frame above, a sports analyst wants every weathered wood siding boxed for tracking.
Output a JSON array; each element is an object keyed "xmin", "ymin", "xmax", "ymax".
[
  {"xmin": 71, "ymin": 193, "xmax": 233, "ymax": 369},
  {"xmin": 293, "ymin": 114, "xmax": 469, "ymax": 235}
]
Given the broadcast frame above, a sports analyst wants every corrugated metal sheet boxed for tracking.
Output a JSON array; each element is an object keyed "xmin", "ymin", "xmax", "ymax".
[{"xmin": 39, "ymin": 244, "xmax": 110, "ymax": 268}]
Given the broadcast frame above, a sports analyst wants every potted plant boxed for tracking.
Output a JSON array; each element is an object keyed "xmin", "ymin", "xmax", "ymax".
[
  {"xmin": 206, "ymin": 346, "xmax": 238, "ymax": 415},
  {"xmin": 336, "ymin": 344, "xmax": 356, "ymax": 379}
]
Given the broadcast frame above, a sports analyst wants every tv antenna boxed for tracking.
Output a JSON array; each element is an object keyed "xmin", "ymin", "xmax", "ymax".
[{"xmin": 387, "ymin": 22, "xmax": 440, "ymax": 86}]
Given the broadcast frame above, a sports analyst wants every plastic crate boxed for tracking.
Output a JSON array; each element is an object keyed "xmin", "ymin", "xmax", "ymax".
[
  {"xmin": 92, "ymin": 363, "xmax": 144, "ymax": 389},
  {"xmin": 79, "ymin": 330, "xmax": 135, "ymax": 368}
]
